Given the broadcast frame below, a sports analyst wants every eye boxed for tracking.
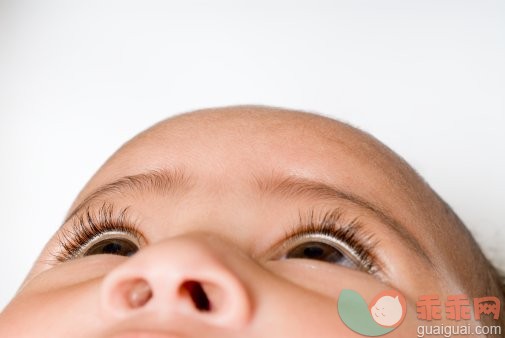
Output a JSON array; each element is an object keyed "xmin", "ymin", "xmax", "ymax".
[
  {"xmin": 53, "ymin": 203, "xmax": 147, "ymax": 262},
  {"xmin": 281, "ymin": 233, "xmax": 364, "ymax": 270},
  {"xmin": 272, "ymin": 210, "xmax": 380, "ymax": 274},
  {"xmin": 80, "ymin": 231, "xmax": 140, "ymax": 258}
]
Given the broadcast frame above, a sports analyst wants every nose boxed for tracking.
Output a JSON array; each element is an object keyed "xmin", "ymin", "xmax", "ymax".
[{"xmin": 100, "ymin": 234, "xmax": 252, "ymax": 329}]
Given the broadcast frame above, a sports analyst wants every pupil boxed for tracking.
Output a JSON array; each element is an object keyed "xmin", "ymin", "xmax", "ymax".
[
  {"xmin": 103, "ymin": 242, "xmax": 122, "ymax": 254},
  {"xmin": 303, "ymin": 245, "xmax": 324, "ymax": 258}
]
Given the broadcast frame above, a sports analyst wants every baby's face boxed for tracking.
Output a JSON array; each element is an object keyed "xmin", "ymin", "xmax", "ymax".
[{"xmin": 0, "ymin": 108, "xmax": 481, "ymax": 337}]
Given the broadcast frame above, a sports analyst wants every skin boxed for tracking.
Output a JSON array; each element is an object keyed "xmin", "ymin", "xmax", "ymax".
[{"xmin": 0, "ymin": 106, "xmax": 501, "ymax": 337}]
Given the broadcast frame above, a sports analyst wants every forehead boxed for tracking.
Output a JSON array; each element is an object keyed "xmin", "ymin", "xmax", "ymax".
[
  {"xmin": 73, "ymin": 108, "xmax": 434, "ymax": 226},
  {"xmin": 84, "ymin": 107, "xmax": 409, "ymax": 197}
]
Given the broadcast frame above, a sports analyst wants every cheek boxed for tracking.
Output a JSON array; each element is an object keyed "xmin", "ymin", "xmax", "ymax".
[
  {"xmin": 255, "ymin": 279, "xmax": 423, "ymax": 337},
  {"xmin": 22, "ymin": 255, "xmax": 126, "ymax": 294},
  {"xmin": 264, "ymin": 259, "xmax": 388, "ymax": 300},
  {"xmin": 261, "ymin": 260, "xmax": 423, "ymax": 337},
  {"xmin": 0, "ymin": 279, "xmax": 105, "ymax": 338},
  {"xmin": 0, "ymin": 256, "xmax": 125, "ymax": 338}
]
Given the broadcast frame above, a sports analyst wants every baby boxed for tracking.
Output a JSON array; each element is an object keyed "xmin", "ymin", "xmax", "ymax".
[{"xmin": 0, "ymin": 106, "xmax": 503, "ymax": 337}]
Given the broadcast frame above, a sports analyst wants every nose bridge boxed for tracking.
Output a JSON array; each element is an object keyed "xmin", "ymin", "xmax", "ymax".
[{"xmin": 100, "ymin": 234, "xmax": 253, "ymax": 330}]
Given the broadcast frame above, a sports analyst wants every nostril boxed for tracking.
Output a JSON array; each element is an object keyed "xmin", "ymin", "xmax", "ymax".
[
  {"xmin": 180, "ymin": 281, "xmax": 211, "ymax": 312},
  {"xmin": 126, "ymin": 279, "xmax": 153, "ymax": 308}
]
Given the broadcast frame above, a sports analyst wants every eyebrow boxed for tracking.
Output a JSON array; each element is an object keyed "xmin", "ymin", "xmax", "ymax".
[
  {"xmin": 65, "ymin": 169, "xmax": 191, "ymax": 223},
  {"xmin": 65, "ymin": 168, "xmax": 432, "ymax": 266}
]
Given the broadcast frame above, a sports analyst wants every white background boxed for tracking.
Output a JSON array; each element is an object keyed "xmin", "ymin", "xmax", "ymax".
[{"xmin": 0, "ymin": 0, "xmax": 504, "ymax": 310}]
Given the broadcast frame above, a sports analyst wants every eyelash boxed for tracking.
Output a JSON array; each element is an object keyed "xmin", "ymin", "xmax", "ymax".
[
  {"xmin": 53, "ymin": 205, "xmax": 380, "ymax": 274},
  {"xmin": 52, "ymin": 203, "xmax": 144, "ymax": 262},
  {"xmin": 280, "ymin": 208, "xmax": 380, "ymax": 273}
]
